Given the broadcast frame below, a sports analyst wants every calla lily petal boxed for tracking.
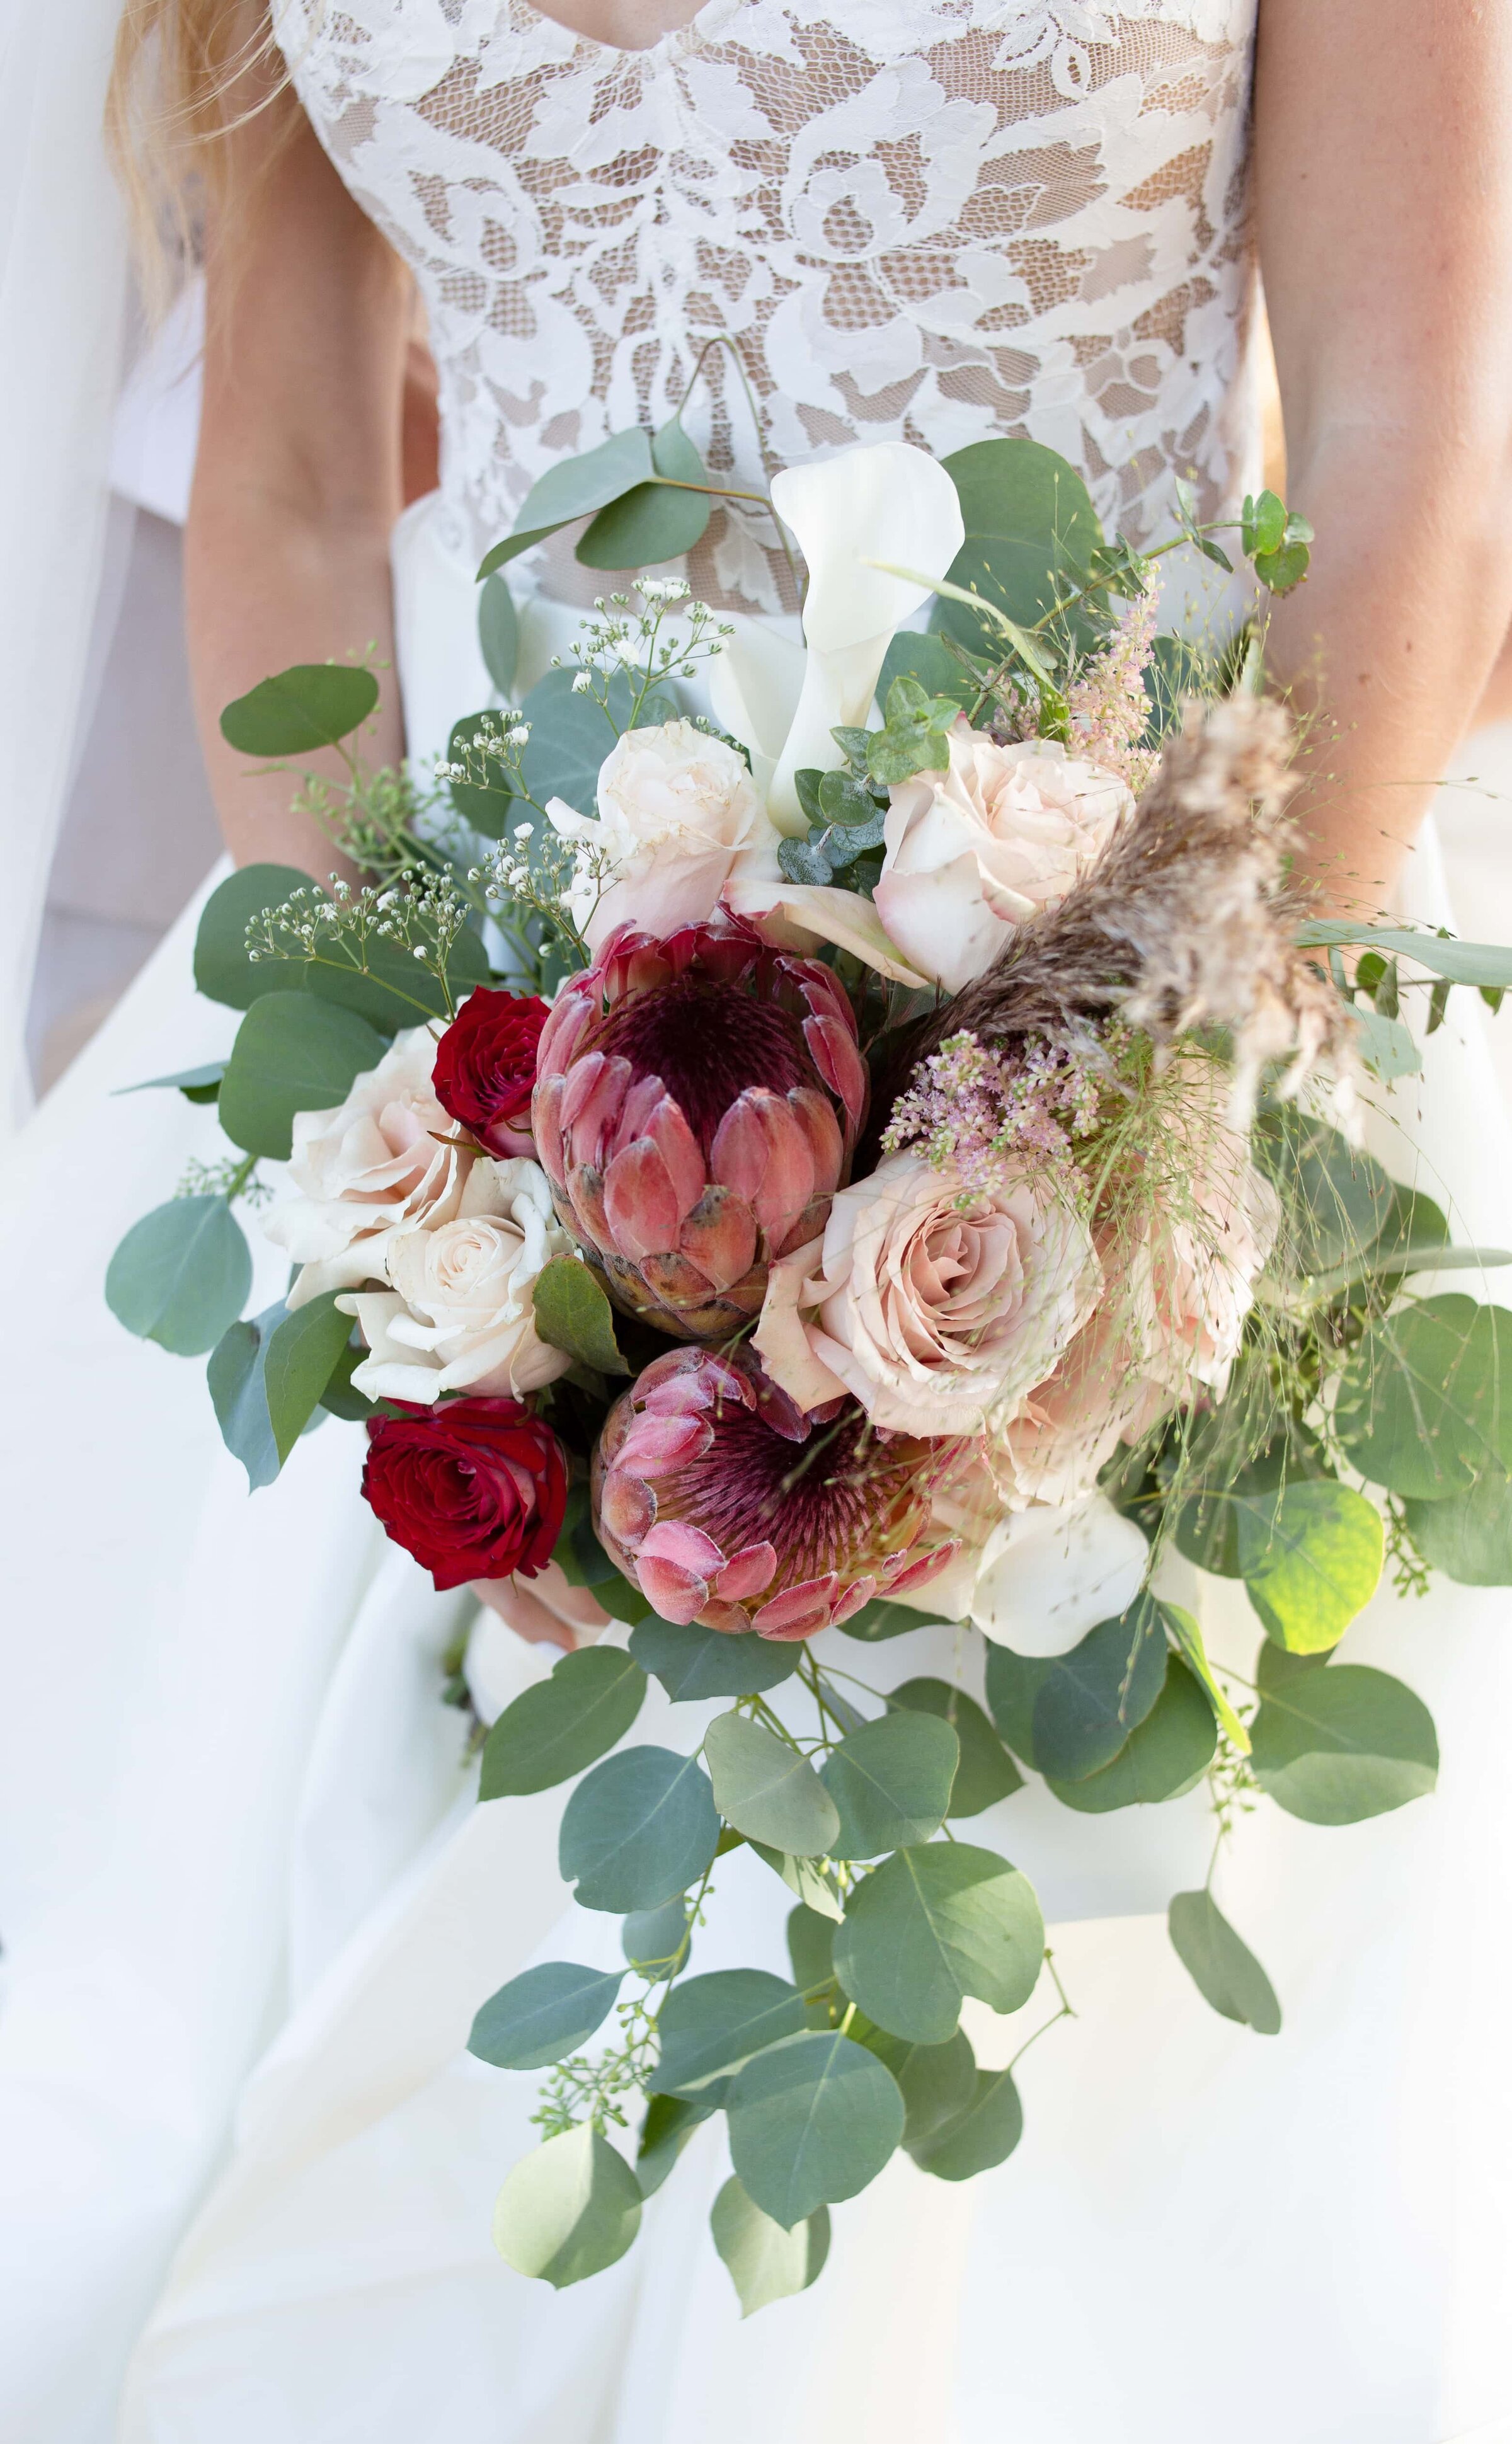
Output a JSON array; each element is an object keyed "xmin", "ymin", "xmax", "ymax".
[{"xmin": 722, "ymin": 876, "xmax": 934, "ymax": 987}]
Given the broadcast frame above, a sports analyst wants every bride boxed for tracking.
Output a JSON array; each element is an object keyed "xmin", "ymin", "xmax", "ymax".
[{"xmin": 4, "ymin": 2, "xmax": 1512, "ymax": 2437}]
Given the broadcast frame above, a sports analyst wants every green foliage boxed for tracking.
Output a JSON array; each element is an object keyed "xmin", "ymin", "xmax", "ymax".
[
  {"xmin": 469, "ymin": 1963, "xmax": 627, "ymax": 2071},
  {"xmin": 447, "ymin": 709, "xmax": 516, "ymax": 838},
  {"xmin": 636, "ymin": 2092, "xmax": 714, "ymax": 2195},
  {"xmin": 206, "ymin": 1298, "xmax": 287, "ymax": 1488},
  {"xmin": 1235, "ymin": 1481, "xmax": 1384, "ymax": 1655},
  {"xmin": 1404, "ymin": 1467, "xmax": 1512, "ymax": 1583},
  {"xmin": 937, "ymin": 438, "xmax": 1102, "ymax": 656},
  {"xmin": 106, "ymin": 1195, "xmax": 251, "ymax": 1358},
  {"xmin": 317, "ymin": 1336, "xmax": 379, "ymax": 1423},
  {"xmin": 859, "ymin": 2025, "xmax": 977, "ymax": 2151},
  {"xmin": 518, "ymin": 664, "xmax": 677, "ymax": 816},
  {"xmin": 983, "ymin": 1600, "xmax": 1167, "ymax": 1779},
  {"xmin": 650, "ymin": 1970, "xmax": 809, "ymax": 2099},
  {"xmin": 629, "ymin": 1617, "xmax": 803, "ymax": 1699},
  {"xmin": 1336, "ymin": 1297, "xmax": 1512, "ymax": 1499},
  {"xmin": 558, "ymin": 1745, "xmax": 720, "ymax": 1911},
  {"xmin": 532, "ymin": 1255, "xmax": 631, "ymax": 1375},
  {"xmin": 726, "ymin": 2031, "xmax": 905, "ymax": 2228},
  {"xmin": 622, "ymin": 1896, "xmax": 692, "ymax": 1976},
  {"xmin": 218, "ymin": 992, "xmax": 386, "ymax": 1161},
  {"xmin": 480, "ymin": 427, "xmax": 657, "ymax": 574},
  {"xmin": 819, "ymin": 1711, "xmax": 959, "ymax": 1858},
  {"xmin": 1297, "ymin": 921, "xmax": 1512, "ymax": 991},
  {"xmin": 480, "ymin": 1648, "xmax": 648, "ymax": 1799},
  {"xmin": 1256, "ymin": 1110, "xmax": 1397, "ymax": 1277},
  {"xmin": 711, "ymin": 2176, "xmax": 830, "ymax": 2316},
  {"xmin": 704, "ymin": 1714, "xmax": 840, "ymax": 1857},
  {"xmin": 220, "ymin": 662, "xmax": 379, "ymax": 757},
  {"xmin": 478, "ymin": 570, "xmax": 519, "ymax": 696},
  {"xmin": 1047, "ymin": 1659, "xmax": 1217, "ymax": 1812},
  {"xmin": 194, "ymin": 864, "xmax": 314, "ymax": 1008},
  {"xmin": 834, "ymin": 1596, "xmax": 931, "ymax": 1642},
  {"xmin": 259, "ymin": 1291, "xmax": 355, "ymax": 1464},
  {"xmin": 862, "ymin": 674, "xmax": 959, "ymax": 786},
  {"xmin": 908, "ymin": 2067, "xmax": 1024, "ymax": 2182},
  {"xmin": 887, "ymin": 1679, "xmax": 1024, "ymax": 1815},
  {"xmin": 1240, "ymin": 489, "xmax": 1313, "ymax": 593},
  {"xmin": 1167, "ymin": 1891, "xmax": 1281, "ymax": 2034},
  {"xmin": 576, "ymin": 417, "xmax": 712, "ymax": 568},
  {"xmin": 1159, "ymin": 1603, "xmax": 1251, "ymax": 1752},
  {"xmin": 491, "ymin": 2124, "xmax": 642, "ymax": 2287},
  {"xmin": 1250, "ymin": 1649, "xmax": 1438, "ymax": 1823},
  {"xmin": 786, "ymin": 1904, "xmax": 835, "ymax": 1996},
  {"xmin": 750, "ymin": 1842, "xmax": 845, "ymax": 1921},
  {"xmin": 877, "ymin": 628, "xmax": 980, "ymax": 714},
  {"xmin": 115, "ymin": 1060, "xmax": 226, "ymax": 1104},
  {"xmin": 832, "ymin": 1844, "xmax": 1044, "ymax": 2044}
]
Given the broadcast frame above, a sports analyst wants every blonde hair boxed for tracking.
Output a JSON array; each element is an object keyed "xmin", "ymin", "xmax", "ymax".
[{"xmin": 105, "ymin": 1, "xmax": 299, "ymax": 313}]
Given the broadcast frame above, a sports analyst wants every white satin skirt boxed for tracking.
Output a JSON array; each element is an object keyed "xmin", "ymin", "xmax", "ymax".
[{"xmin": 2, "ymin": 492, "xmax": 1511, "ymax": 2444}]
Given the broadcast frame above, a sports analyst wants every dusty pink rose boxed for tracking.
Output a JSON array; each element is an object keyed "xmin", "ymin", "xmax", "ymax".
[
  {"xmin": 874, "ymin": 724, "xmax": 1131, "ymax": 993},
  {"xmin": 1130, "ymin": 1132, "xmax": 1279, "ymax": 1400},
  {"xmin": 753, "ymin": 1150, "xmax": 1101, "ymax": 1437}
]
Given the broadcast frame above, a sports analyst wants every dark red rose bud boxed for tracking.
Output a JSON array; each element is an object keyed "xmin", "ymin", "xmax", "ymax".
[
  {"xmin": 362, "ymin": 1396, "xmax": 568, "ymax": 1590},
  {"xmin": 432, "ymin": 986, "xmax": 550, "ymax": 1159}
]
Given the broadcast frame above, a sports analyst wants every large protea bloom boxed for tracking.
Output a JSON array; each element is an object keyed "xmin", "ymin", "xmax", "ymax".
[
  {"xmin": 532, "ymin": 915, "xmax": 868, "ymax": 1339},
  {"xmin": 592, "ymin": 1346, "xmax": 965, "ymax": 1641}
]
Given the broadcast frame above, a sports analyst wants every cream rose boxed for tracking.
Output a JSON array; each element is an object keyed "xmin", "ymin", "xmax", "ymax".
[
  {"xmin": 546, "ymin": 718, "xmax": 771, "ymax": 952},
  {"xmin": 874, "ymin": 724, "xmax": 1132, "ymax": 994},
  {"xmin": 338, "ymin": 1157, "xmax": 571, "ymax": 1403},
  {"xmin": 1130, "ymin": 1134, "xmax": 1279, "ymax": 1401},
  {"xmin": 265, "ymin": 1024, "xmax": 469, "ymax": 1309},
  {"xmin": 753, "ymin": 1150, "xmax": 1101, "ymax": 1437},
  {"xmin": 995, "ymin": 1285, "xmax": 1170, "ymax": 1512}
]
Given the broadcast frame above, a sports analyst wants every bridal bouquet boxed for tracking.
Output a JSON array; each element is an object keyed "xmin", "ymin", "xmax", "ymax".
[{"xmin": 108, "ymin": 415, "xmax": 1512, "ymax": 2311}]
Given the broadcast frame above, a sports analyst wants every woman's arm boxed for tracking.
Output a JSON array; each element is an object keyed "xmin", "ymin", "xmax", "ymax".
[
  {"xmin": 186, "ymin": 86, "xmax": 411, "ymax": 875},
  {"xmin": 1254, "ymin": 0, "xmax": 1512, "ymax": 910}
]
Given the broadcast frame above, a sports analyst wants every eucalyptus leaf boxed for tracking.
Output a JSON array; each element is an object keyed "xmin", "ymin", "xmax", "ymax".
[
  {"xmin": 261, "ymin": 1290, "xmax": 354, "ymax": 1462},
  {"xmin": 469, "ymin": 1961, "xmax": 626, "ymax": 2070},
  {"xmin": 480, "ymin": 428, "xmax": 656, "ymax": 575},
  {"xmin": 532, "ymin": 1255, "xmax": 630, "ymax": 1375},
  {"xmin": 936, "ymin": 437, "xmax": 1102, "ymax": 655},
  {"xmin": 629, "ymin": 1617, "xmax": 802, "ymax": 1699},
  {"xmin": 559, "ymin": 1745, "xmax": 719, "ymax": 1911},
  {"xmin": 1047, "ymin": 1658, "xmax": 1217, "ymax": 1813},
  {"xmin": 481, "ymin": 1648, "xmax": 648, "ymax": 1799},
  {"xmin": 576, "ymin": 416, "xmax": 712, "ymax": 569},
  {"xmin": 1404, "ymin": 1467, "xmax": 1512, "ymax": 1583},
  {"xmin": 876, "ymin": 629, "xmax": 981, "ymax": 714},
  {"xmin": 1235, "ymin": 1481, "xmax": 1383, "ymax": 1654},
  {"xmin": 1349, "ymin": 1004, "xmax": 1421, "ymax": 1082},
  {"xmin": 1256, "ymin": 1110, "xmax": 1397, "ymax": 1277},
  {"xmin": 704, "ymin": 1714, "xmax": 840, "ymax": 1858},
  {"xmin": 193, "ymin": 863, "xmax": 313, "ymax": 1009},
  {"xmin": 218, "ymin": 992, "xmax": 386, "ymax": 1162},
  {"xmin": 819, "ymin": 1711, "xmax": 959, "ymax": 1858},
  {"xmin": 106, "ymin": 1195, "xmax": 251, "ymax": 1358},
  {"xmin": 750, "ymin": 1842, "xmax": 845, "ymax": 1921},
  {"xmin": 786, "ymin": 1904, "xmax": 836, "ymax": 1997},
  {"xmin": 622, "ymin": 1896, "xmax": 692, "ymax": 1975},
  {"xmin": 983, "ymin": 1600, "xmax": 1166, "ymax": 1779},
  {"xmin": 219, "ymin": 662, "xmax": 379, "ymax": 757},
  {"xmin": 1335, "ymin": 1297, "xmax": 1512, "ymax": 1498},
  {"xmin": 491, "ymin": 2123, "xmax": 641, "ymax": 2287},
  {"xmin": 478, "ymin": 570, "xmax": 520, "ymax": 696},
  {"xmin": 1167, "ymin": 1891, "xmax": 1281, "ymax": 2033},
  {"xmin": 1158, "ymin": 1603, "xmax": 1250, "ymax": 1753},
  {"xmin": 650, "ymin": 1969, "xmax": 809, "ymax": 2097},
  {"xmin": 206, "ymin": 1299, "xmax": 287, "ymax": 1489},
  {"xmin": 317, "ymin": 1336, "xmax": 379, "ymax": 1423},
  {"xmin": 726, "ymin": 2030, "xmax": 905, "ymax": 2228},
  {"xmin": 908, "ymin": 2066, "xmax": 1024, "ymax": 2182},
  {"xmin": 839, "ymin": 1597, "xmax": 941, "ymax": 1643},
  {"xmin": 636, "ymin": 2092, "xmax": 714, "ymax": 2196},
  {"xmin": 711, "ymin": 2176, "xmax": 830, "ymax": 2316},
  {"xmin": 859, "ymin": 2025, "xmax": 977, "ymax": 2150},
  {"xmin": 1296, "ymin": 922, "xmax": 1512, "ymax": 990},
  {"xmin": 888, "ymin": 1680, "xmax": 1024, "ymax": 1815},
  {"xmin": 1251, "ymin": 1660, "xmax": 1438, "ymax": 1823},
  {"xmin": 832, "ymin": 1844, "xmax": 1044, "ymax": 2045},
  {"xmin": 447, "ymin": 709, "xmax": 516, "ymax": 838},
  {"xmin": 115, "ymin": 1060, "xmax": 226, "ymax": 1103},
  {"xmin": 516, "ymin": 664, "xmax": 674, "ymax": 817}
]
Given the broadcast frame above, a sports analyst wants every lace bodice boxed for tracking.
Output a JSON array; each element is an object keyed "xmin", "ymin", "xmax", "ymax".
[{"xmin": 278, "ymin": 0, "xmax": 1261, "ymax": 614}]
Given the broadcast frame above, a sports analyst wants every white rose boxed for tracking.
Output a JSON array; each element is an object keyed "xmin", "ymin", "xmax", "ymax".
[
  {"xmin": 265, "ymin": 1024, "xmax": 469, "ymax": 1309},
  {"xmin": 966, "ymin": 1494, "xmax": 1152, "ymax": 1655},
  {"xmin": 546, "ymin": 719, "xmax": 771, "ymax": 951},
  {"xmin": 753, "ymin": 1149, "xmax": 1101, "ymax": 1437},
  {"xmin": 874, "ymin": 723, "xmax": 1132, "ymax": 993},
  {"xmin": 338, "ymin": 1157, "xmax": 572, "ymax": 1403}
]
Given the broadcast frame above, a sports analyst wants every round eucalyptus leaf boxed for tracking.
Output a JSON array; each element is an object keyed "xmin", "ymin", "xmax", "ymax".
[
  {"xmin": 219, "ymin": 661, "xmax": 379, "ymax": 757},
  {"xmin": 711, "ymin": 2176, "xmax": 830, "ymax": 2318},
  {"xmin": 908, "ymin": 2067, "xmax": 1023, "ymax": 2182},
  {"xmin": 820, "ymin": 1711, "xmax": 959, "ymax": 1857},
  {"xmin": 469, "ymin": 1961, "xmax": 626, "ymax": 2070},
  {"xmin": 480, "ymin": 427, "xmax": 657, "ymax": 573},
  {"xmin": 206, "ymin": 1299, "xmax": 287, "ymax": 1489},
  {"xmin": 621, "ymin": 1896, "xmax": 691, "ymax": 1975},
  {"xmin": 651, "ymin": 1968, "xmax": 808, "ymax": 2098},
  {"xmin": 193, "ymin": 863, "xmax": 313, "ymax": 1008},
  {"xmin": 983, "ymin": 1597, "xmax": 1166, "ymax": 1779},
  {"xmin": 832, "ymin": 1844, "xmax": 1045, "ymax": 2045},
  {"xmin": 106, "ymin": 1195, "xmax": 251, "ymax": 1358},
  {"xmin": 628, "ymin": 1615, "xmax": 802, "ymax": 1699},
  {"xmin": 491, "ymin": 2123, "xmax": 641, "ymax": 2287},
  {"xmin": 726, "ymin": 2031, "xmax": 905, "ymax": 2228},
  {"xmin": 860, "ymin": 2024, "xmax": 977, "ymax": 2149},
  {"xmin": 836, "ymin": 1597, "xmax": 937, "ymax": 1642},
  {"xmin": 532, "ymin": 1254, "xmax": 629, "ymax": 1375},
  {"xmin": 877, "ymin": 629, "xmax": 980, "ymax": 714},
  {"xmin": 1336, "ymin": 1297, "xmax": 1512, "ymax": 1498},
  {"xmin": 262, "ymin": 1290, "xmax": 353, "ymax": 1462},
  {"xmin": 704, "ymin": 1713, "xmax": 840, "ymax": 1857},
  {"xmin": 888, "ymin": 1679, "xmax": 1023, "ymax": 1815},
  {"xmin": 478, "ymin": 570, "xmax": 519, "ymax": 696},
  {"xmin": 1235, "ymin": 1481, "xmax": 1383, "ymax": 1654},
  {"xmin": 516, "ymin": 664, "xmax": 674, "ymax": 814},
  {"xmin": 218, "ymin": 992, "xmax": 387, "ymax": 1161},
  {"xmin": 1251, "ymin": 1661, "xmax": 1438, "ymax": 1824},
  {"xmin": 786, "ymin": 1903, "xmax": 836, "ymax": 1998},
  {"xmin": 1167, "ymin": 1890, "xmax": 1281, "ymax": 2034},
  {"xmin": 1255, "ymin": 1110, "xmax": 1397, "ymax": 1276},
  {"xmin": 559, "ymin": 1744, "xmax": 719, "ymax": 1912},
  {"xmin": 636, "ymin": 2091, "xmax": 714, "ymax": 2196},
  {"xmin": 1047, "ymin": 1658, "xmax": 1217, "ymax": 1813},
  {"xmin": 577, "ymin": 417, "xmax": 712, "ymax": 570},
  {"xmin": 1404, "ymin": 1466, "xmax": 1512, "ymax": 1583},
  {"xmin": 937, "ymin": 438, "xmax": 1101, "ymax": 655},
  {"xmin": 481, "ymin": 1648, "xmax": 648, "ymax": 1799}
]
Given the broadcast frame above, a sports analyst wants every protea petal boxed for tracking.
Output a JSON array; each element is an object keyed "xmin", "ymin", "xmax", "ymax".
[
  {"xmin": 615, "ymin": 1412, "xmax": 714, "ymax": 1477},
  {"xmin": 604, "ymin": 1139, "xmax": 683, "ymax": 1260},
  {"xmin": 600, "ymin": 1467, "xmax": 656, "ymax": 1544},
  {"xmin": 677, "ymin": 1186, "xmax": 759, "ymax": 1294},
  {"xmin": 714, "ymin": 1541, "xmax": 779, "ymax": 1600},
  {"xmin": 646, "ymin": 1096, "xmax": 707, "ymax": 1220},
  {"xmin": 801, "ymin": 1014, "xmax": 869, "ymax": 1135}
]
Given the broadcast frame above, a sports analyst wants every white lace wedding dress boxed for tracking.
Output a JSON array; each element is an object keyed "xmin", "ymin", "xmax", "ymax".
[{"xmin": 4, "ymin": 4, "xmax": 1512, "ymax": 2438}]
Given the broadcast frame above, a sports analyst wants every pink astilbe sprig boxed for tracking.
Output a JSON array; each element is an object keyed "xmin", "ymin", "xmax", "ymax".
[
  {"xmin": 1066, "ymin": 581, "xmax": 1159, "ymax": 789},
  {"xmin": 882, "ymin": 1026, "xmax": 1110, "ymax": 1203}
]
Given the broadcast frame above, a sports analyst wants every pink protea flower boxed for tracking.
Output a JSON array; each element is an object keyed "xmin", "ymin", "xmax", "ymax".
[
  {"xmin": 592, "ymin": 1346, "xmax": 966, "ymax": 1641},
  {"xmin": 531, "ymin": 914, "xmax": 868, "ymax": 1340}
]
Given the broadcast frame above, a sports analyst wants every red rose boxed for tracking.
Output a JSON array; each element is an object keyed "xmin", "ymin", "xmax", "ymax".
[
  {"xmin": 432, "ymin": 987, "xmax": 549, "ymax": 1158},
  {"xmin": 362, "ymin": 1396, "xmax": 568, "ymax": 1590}
]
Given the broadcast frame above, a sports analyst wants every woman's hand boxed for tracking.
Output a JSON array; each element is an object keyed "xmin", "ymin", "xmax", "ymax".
[
  {"xmin": 186, "ymin": 74, "xmax": 413, "ymax": 877},
  {"xmin": 1254, "ymin": 0, "xmax": 1512, "ymax": 912}
]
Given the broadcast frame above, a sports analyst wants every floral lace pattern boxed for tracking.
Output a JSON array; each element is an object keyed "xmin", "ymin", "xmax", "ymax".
[{"xmin": 278, "ymin": 0, "xmax": 1260, "ymax": 612}]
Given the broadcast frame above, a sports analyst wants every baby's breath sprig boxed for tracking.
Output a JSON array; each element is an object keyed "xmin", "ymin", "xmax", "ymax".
[
  {"xmin": 175, "ymin": 1150, "xmax": 269, "ymax": 1206},
  {"xmin": 551, "ymin": 581, "xmax": 736, "ymax": 737},
  {"xmin": 246, "ymin": 869, "xmax": 474, "ymax": 1019},
  {"xmin": 469, "ymin": 820, "xmax": 598, "ymax": 973}
]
